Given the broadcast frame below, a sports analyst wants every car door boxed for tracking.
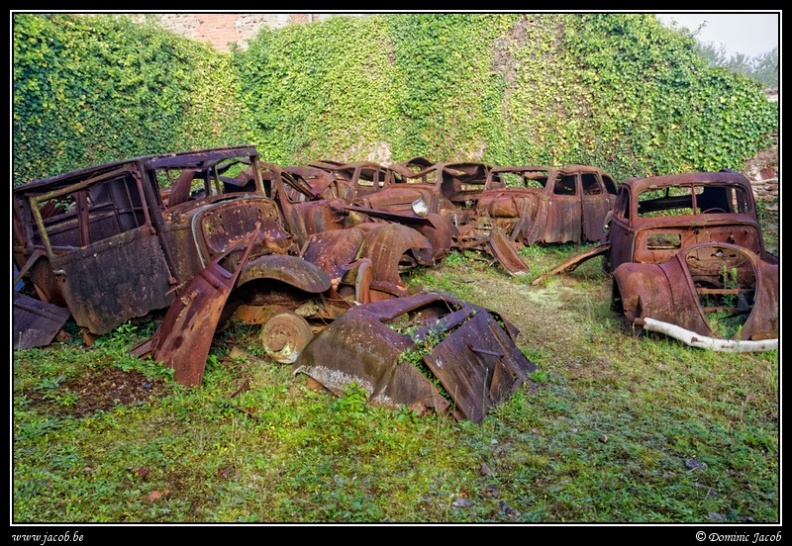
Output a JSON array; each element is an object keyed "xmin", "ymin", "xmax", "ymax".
[
  {"xmin": 30, "ymin": 167, "xmax": 174, "ymax": 334},
  {"xmin": 542, "ymin": 171, "xmax": 581, "ymax": 243},
  {"xmin": 605, "ymin": 185, "xmax": 635, "ymax": 271},
  {"xmin": 581, "ymin": 171, "xmax": 612, "ymax": 242}
]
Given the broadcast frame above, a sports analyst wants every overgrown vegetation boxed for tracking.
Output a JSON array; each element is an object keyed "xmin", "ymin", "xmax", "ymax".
[
  {"xmin": 12, "ymin": 14, "xmax": 246, "ymax": 184},
  {"xmin": 14, "ymin": 13, "xmax": 777, "ymax": 185},
  {"xmin": 12, "ymin": 244, "xmax": 778, "ymax": 522},
  {"xmin": 11, "ymin": 12, "xmax": 779, "ymax": 523}
]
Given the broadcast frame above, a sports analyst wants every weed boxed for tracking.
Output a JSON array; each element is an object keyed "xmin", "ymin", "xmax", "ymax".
[
  {"xmin": 334, "ymin": 383, "xmax": 369, "ymax": 415},
  {"xmin": 11, "ymin": 242, "xmax": 778, "ymax": 523}
]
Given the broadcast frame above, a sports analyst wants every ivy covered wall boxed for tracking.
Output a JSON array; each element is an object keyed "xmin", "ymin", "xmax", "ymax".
[
  {"xmin": 13, "ymin": 13, "xmax": 777, "ymax": 186},
  {"xmin": 13, "ymin": 14, "xmax": 247, "ymax": 184}
]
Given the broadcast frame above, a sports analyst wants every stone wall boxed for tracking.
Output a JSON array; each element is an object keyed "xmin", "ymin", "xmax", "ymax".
[
  {"xmin": 742, "ymin": 89, "xmax": 779, "ymax": 203},
  {"xmin": 744, "ymin": 138, "xmax": 779, "ymax": 203}
]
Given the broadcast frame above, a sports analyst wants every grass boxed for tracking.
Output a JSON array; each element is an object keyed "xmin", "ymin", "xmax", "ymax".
[{"xmin": 11, "ymin": 242, "xmax": 779, "ymax": 523}]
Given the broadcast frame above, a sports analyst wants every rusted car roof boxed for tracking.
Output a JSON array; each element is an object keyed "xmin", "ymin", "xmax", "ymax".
[{"xmin": 619, "ymin": 170, "xmax": 754, "ymax": 194}]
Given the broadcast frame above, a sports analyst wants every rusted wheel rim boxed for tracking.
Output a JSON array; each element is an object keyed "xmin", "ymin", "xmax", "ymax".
[{"xmin": 260, "ymin": 312, "xmax": 313, "ymax": 364}]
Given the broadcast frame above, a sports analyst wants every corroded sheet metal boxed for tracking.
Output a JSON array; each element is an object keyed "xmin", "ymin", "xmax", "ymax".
[
  {"xmin": 293, "ymin": 307, "xmax": 451, "ymax": 416},
  {"xmin": 13, "ymin": 292, "xmax": 71, "ymax": 349},
  {"xmin": 282, "ymin": 199, "xmax": 347, "ymax": 248},
  {"xmin": 488, "ymin": 228, "xmax": 529, "ymax": 276},
  {"xmin": 195, "ymin": 197, "xmax": 292, "ymax": 265},
  {"xmin": 237, "ymin": 254, "xmax": 331, "ymax": 294},
  {"xmin": 51, "ymin": 228, "xmax": 174, "ymax": 335},
  {"xmin": 417, "ymin": 213, "xmax": 457, "ymax": 262},
  {"xmin": 144, "ymin": 260, "xmax": 238, "ymax": 386},
  {"xmin": 343, "ymin": 207, "xmax": 456, "ymax": 263},
  {"xmin": 139, "ymin": 232, "xmax": 259, "ymax": 386},
  {"xmin": 302, "ymin": 228, "xmax": 366, "ymax": 282},
  {"xmin": 283, "ymin": 165, "xmax": 353, "ymax": 200},
  {"xmin": 614, "ymin": 242, "xmax": 778, "ymax": 341},
  {"xmin": 422, "ymin": 310, "xmax": 536, "ymax": 423},
  {"xmin": 358, "ymin": 224, "xmax": 434, "ymax": 297},
  {"xmin": 293, "ymin": 293, "xmax": 536, "ymax": 422},
  {"xmin": 531, "ymin": 243, "xmax": 610, "ymax": 285}
]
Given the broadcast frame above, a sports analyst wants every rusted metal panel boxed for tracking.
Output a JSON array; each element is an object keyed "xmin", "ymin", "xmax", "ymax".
[
  {"xmin": 283, "ymin": 165, "xmax": 353, "ymax": 200},
  {"xmin": 293, "ymin": 293, "xmax": 536, "ymax": 422},
  {"xmin": 613, "ymin": 243, "xmax": 778, "ymax": 342},
  {"xmin": 302, "ymin": 228, "xmax": 366, "ymax": 284},
  {"xmin": 417, "ymin": 213, "xmax": 458, "ymax": 262},
  {"xmin": 582, "ymin": 192, "xmax": 611, "ymax": 242},
  {"xmin": 531, "ymin": 243, "xmax": 610, "ymax": 285},
  {"xmin": 358, "ymin": 223, "xmax": 434, "ymax": 297},
  {"xmin": 236, "ymin": 254, "xmax": 331, "ymax": 294},
  {"xmin": 193, "ymin": 197, "xmax": 292, "ymax": 265},
  {"xmin": 488, "ymin": 228, "xmax": 529, "ymax": 276},
  {"xmin": 13, "ymin": 292, "xmax": 71, "ymax": 349},
  {"xmin": 342, "ymin": 207, "xmax": 456, "ymax": 263},
  {"xmin": 422, "ymin": 310, "xmax": 536, "ymax": 423},
  {"xmin": 136, "ymin": 231, "xmax": 259, "ymax": 387},
  {"xmin": 49, "ymin": 227, "xmax": 174, "ymax": 335}
]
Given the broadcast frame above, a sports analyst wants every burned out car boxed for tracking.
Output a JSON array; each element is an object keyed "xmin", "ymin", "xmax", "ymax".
[
  {"xmin": 606, "ymin": 171, "xmax": 779, "ymax": 350},
  {"xmin": 476, "ymin": 165, "xmax": 618, "ymax": 245},
  {"xmin": 604, "ymin": 171, "xmax": 776, "ymax": 272},
  {"xmin": 12, "ymin": 146, "xmax": 333, "ymax": 383}
]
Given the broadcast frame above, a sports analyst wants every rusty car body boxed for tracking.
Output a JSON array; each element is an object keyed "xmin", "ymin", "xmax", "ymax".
[
  {"xmin": 605, "ymin": 171, "xmax": 779, "ymax": 349},
  {"xmin": 612, "ymin": 242, "xmax": 778, "ymax": 350},
  {"xmin": 604, "ymin": 171, "xmax": 775, "ymax": 272},
  {"xmin": 12, "ymin": 146, "xmax": 335, "ymax": 382},
  {"xmin": 476, "ymin": 165, "xmax": 618, "ymax": 245},
  {"xmin": 293, "ymin": 292, "xmax": 537, "ymax": 423}
]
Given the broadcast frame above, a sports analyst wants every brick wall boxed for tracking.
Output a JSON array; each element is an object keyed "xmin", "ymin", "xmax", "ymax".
[{"xmin": 131, "ymin": 13, "xmax": 340, "ymax": 52}]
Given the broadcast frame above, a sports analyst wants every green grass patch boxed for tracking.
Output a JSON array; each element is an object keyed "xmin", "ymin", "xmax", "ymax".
[{"xmin": 12, "ymin": 245, "xmax": 778, "ymax": 523}]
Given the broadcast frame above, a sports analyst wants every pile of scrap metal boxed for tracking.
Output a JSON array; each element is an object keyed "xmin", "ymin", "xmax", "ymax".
[
  {"xmin": 12, "ymin": 146, "xmax": 538, "ymax": 421},
  {"xmin": 294, "ymin": 293, "xmax": 536, "ymax": 423},
  {"xmin": 532, "ymin": 171, "xmax": 779, "ymax": 352}
]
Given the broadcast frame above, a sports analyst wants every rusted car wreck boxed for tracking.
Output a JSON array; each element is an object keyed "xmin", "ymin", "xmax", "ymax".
[
  {"xmin": 299, "ymin": 159, "xmax": 620, "ymax": 275},
  {"xmin": 294, "ymin": 293, "xmax": 537, "ymax": 423},
  {"xmin": 476, "ymin": 165, "xmax": 618, "ymax": 245},
  {"xmin": 609, "ymin": 172, "xmax": 778, "ymax": 351},
  {"xmin": 12, "ymin": 147, "xmax": 336, "ymax": 383},
  {"xmin": 536, "ymin": 171, "xmax": 779, "ymax": 351},
  {"xmin": 12, "ymin": 147, "xmax": 539, "ymax": 421}
]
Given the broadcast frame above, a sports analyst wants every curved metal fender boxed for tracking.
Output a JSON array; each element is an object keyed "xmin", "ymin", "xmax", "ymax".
[{"xmin": 236, "ymin": 254, "xmax": 332, "ymax": 294}]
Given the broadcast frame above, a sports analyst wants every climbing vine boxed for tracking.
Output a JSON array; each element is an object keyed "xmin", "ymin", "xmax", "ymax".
[
  {"xmin": 13, "ymin": 13, "xmax": 245, "ymax": 184},
  {"xmin": 13, "ymin": 13, "xmax": 777, "ymax": 186}
]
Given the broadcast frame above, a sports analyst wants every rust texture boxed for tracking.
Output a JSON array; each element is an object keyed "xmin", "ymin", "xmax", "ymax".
[
  {"xmin": 294, "ymin": 293, "xmax": 536, "ymax": 422},
  {"xmin": 478, "ymin": 165, "xmax": 617, "ymax": 245},
  {"xmin": 13, "ymin": 292, "xmax": 71, "ymax": 349},
  {"xmin": 135, "ymin": 228, "xmax": 260, "ymax": 386},
  {"xmin": 613, "ymin": 243, "xmax": 778, "ymax": 341},
  {"xmin": 605, "ymin": 171, "xmax": 772, "ymax": 272}
]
